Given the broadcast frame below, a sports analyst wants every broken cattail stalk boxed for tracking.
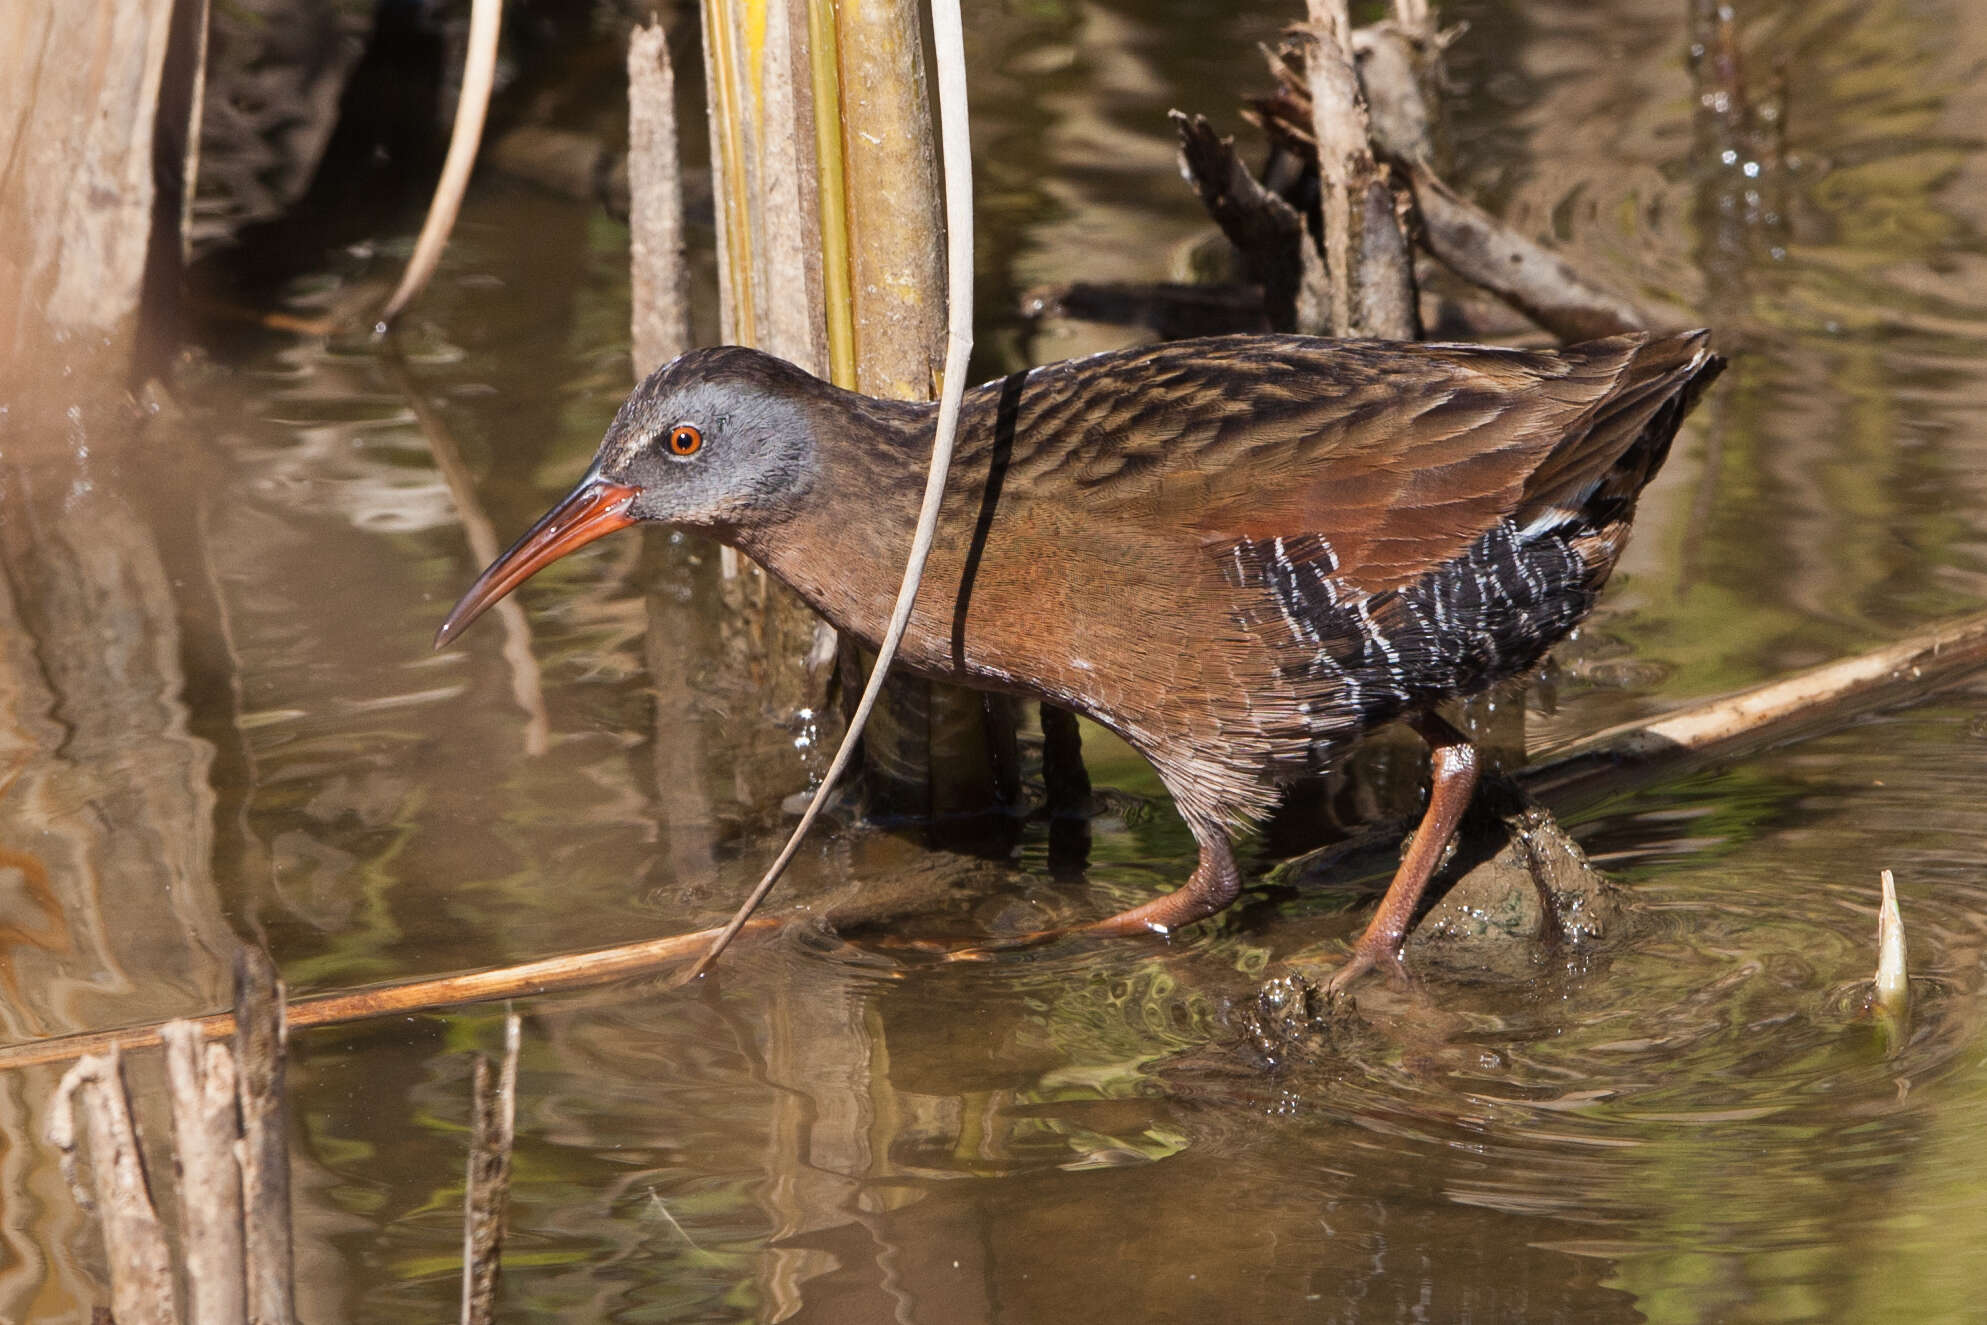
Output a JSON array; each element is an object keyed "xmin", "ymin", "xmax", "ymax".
[
  {"xmin": 1302, "ymin": 0, "xmax": 1367, "ymax": 335},
  {"xmin": 682, "ymin": 0, "xmax": 981, "ymax": 979},
  {"xmin": 49, "ymin": 1052, "xmax": 179, "ymax": 1325},
  {"xmin": 235, "ymin": 950, "xmax": 297, "ymax": 1325},
  {"xmin": 817, "ymin": 0, "xmax": 1020, "ymax": 824},
  {"xmin": 162, "ymin": 1022, "xmax": 247, "ymax": 1325},
  {"xmin": 460, "ymin": 1012, "xmax": 522, "ymax": 1325}
]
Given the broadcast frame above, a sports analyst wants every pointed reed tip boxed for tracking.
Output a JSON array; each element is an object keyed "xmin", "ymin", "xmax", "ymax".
[{"xmin": 1874, "ymin": 867, "xmax": 1910, "ymax": 1022}]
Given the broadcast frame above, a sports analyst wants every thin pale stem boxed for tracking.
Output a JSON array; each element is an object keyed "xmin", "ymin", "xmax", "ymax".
[{"xmin": 378, "ymin": 0, "xmax": 502, "ymax": 327}]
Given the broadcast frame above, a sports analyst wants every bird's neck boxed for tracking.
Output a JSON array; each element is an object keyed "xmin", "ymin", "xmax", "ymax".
[{"xmin": 727, "ymin": 389, "xmax": 942, "ymax": 653}]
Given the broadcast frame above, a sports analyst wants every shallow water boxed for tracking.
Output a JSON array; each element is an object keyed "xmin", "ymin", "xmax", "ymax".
[{"xmin": 7, "ymin": 0, "xmax": 1987, "ymax": 1320}]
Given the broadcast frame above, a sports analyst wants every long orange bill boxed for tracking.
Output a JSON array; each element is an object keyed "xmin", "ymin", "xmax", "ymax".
[{"xmin": 435, "ymin": 479, "xmax": 640, "ymax": 648}]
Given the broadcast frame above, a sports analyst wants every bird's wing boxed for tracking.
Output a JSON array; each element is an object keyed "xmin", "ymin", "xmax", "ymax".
[{"xmin": 999, "ymin": 333, "xmax": 1651, "ymax": 593}]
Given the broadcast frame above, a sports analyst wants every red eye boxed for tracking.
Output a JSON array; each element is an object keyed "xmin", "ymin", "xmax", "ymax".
[{"xmin": 667, "ymin": 423, "xmax": 702, "ymax": 456}]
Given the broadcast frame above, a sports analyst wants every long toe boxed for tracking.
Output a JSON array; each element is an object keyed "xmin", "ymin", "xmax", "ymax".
[
  {"xmin": 1324, "ymin": 941, "xmax": 1413, "ymax": 995},
  {"xmin": 934, "ymin": 928, "xmax": 1066, "ymax": 962}
]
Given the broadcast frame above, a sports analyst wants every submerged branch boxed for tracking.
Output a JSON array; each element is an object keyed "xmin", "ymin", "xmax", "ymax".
[{"xmin": 1522, "ymin": 609, "xmax": 1987, "ymax": 802}]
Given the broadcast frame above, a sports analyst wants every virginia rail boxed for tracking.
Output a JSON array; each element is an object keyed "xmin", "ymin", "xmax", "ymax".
[{"xmin": 439, "ymin": 331, "xmax": 1723, "ymax": 987}]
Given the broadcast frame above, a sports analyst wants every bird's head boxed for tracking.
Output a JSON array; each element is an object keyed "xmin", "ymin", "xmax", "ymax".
[{"xmin": 435, "ymin": 346, "xmax": 822, "ymax": 647}]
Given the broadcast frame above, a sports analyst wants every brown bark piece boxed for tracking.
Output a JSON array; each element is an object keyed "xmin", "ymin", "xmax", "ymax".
[
  {"xmin": 1407, "ymin": 161, "xmax": 1647, "ymax": 342},
  {"xmin": 1171, "ymin": 111, "xmax": 1307, "ymax": 333}
]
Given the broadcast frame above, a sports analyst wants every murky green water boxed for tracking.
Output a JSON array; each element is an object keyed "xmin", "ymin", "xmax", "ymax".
[{"xmin": 6, "ymin": 0, "xmax": 1987, "ymax": 1319}]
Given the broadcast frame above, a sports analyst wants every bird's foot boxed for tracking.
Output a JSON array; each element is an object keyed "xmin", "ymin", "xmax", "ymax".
[
  {"xmin": 873, "ymin": 878, "xmax": 1220, "ymax": 963},
  {"xmin": 888, "ymin": 910, "xmax": 1185, "ymax": 963},
  {"xmin": 940, "ymin": 929, "xmax": 1064, "ymax": 963},
  {"xmin": 876, "ymin": 928, "xmax": 1066, "ymax": 962},
  {"xmin": 946, "ymin": 910, "xmax": 1197, "ymax": 961},
  {"xmin": 1322, "ymin": 939, "xmax": 1412, "ymax": 997}
]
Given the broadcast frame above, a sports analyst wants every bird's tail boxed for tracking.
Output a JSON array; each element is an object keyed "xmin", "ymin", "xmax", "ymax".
[{"xmin": 1519, "ymin": 329, "xmax": 1726, "ymax": 538}]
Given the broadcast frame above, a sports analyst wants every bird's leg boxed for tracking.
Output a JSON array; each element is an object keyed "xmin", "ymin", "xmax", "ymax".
[
  {"xmin": 1521, "ymin": 844, "xmax": 1569, "ymax": 948},
  {"xmin": 1077, "ymin": 823, "xmax": 1241, "ymax": 937},
  {"xmin": 1326, "ymin": 712, "xmax": 1480, "ymax": 993}
]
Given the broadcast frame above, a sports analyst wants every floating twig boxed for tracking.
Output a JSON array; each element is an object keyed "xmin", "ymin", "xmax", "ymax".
[
  {"xmin": 0, "ymin": 919, "xmax": 781, "ymax": 1072},
  {"xmin": 1524, "ymin": 609, "xmax": 1987, "ymax": 802}
]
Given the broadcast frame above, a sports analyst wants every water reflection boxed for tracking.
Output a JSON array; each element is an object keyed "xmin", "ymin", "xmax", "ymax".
[
  {"xmin": 7, "ymin": 0, "xmax": 1987, "ymax": 1318},
  {"xmin": 0, "ymin": 432, "xmax": 234, "ymax": 1040}
]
